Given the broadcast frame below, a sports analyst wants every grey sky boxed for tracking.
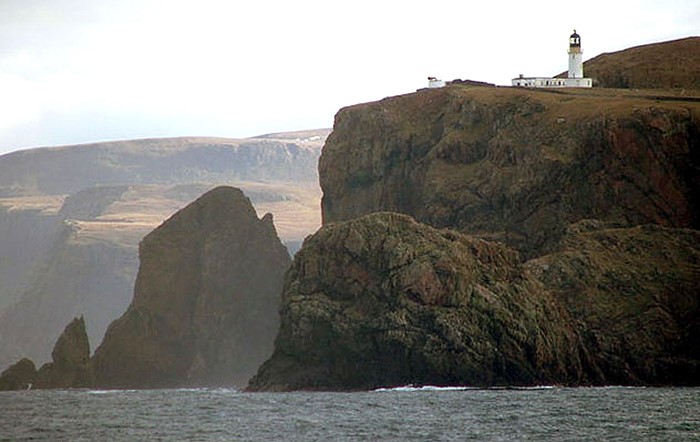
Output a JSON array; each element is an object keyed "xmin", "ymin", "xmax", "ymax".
[{"xmin": 0, "ymin": 0, "xmax": 698, "ymax": 154}]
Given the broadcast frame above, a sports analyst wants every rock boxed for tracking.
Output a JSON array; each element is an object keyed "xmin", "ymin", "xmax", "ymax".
[
  {"xmin": 249, "ymin": 215, "xmax": 700, "ymax": 391},
  {"xmin": 319, "ymin": 86, "xmax": 699, "ymax": 258},
  {"xmin": 0, "ymin": 358, "xmax": 37, "ymax": 391},
  {"xmin": 0, "ymin": 316, "xmax": 93, "ymax": 390},
  {"xmin": 30, "ymin": 316, "xmax": 93, "ymax": 389},
  {"xmin": 526, "ymin": 223, "xmax": 700, "ymax": 385},
  {"xmin": 248, "ymin": 212, "xmax": 587, "ymax": 391},
  {"xmin": 91, "ymin": 186, "xmax": 291, "ymax": 388}
]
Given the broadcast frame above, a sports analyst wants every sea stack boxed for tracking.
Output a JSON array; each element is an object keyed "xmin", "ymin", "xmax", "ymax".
[
  {"xmin": 91, "ymin": 186, "xmax": 291, "ymax": 388},
  {"xmin": 0, "ymin": 316, "xmax": 93, "ymax": 390}
]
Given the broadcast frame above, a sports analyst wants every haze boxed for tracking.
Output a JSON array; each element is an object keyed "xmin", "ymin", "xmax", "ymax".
[{"xmin": 1, "ymin": 0, "xmax": 698, "ymax": 154}]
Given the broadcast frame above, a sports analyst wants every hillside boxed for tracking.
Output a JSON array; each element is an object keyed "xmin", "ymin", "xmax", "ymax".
[
  {"xmin": 0, "ymin": 131, "xmax": 326, "ymax": 197},
  {"xmin": 0, "ymin": 130, "xmax": 327, "ymax": 370},
  {"xmin": 557, "ymin": 36, "xmax": 700, "ymax": 90}
]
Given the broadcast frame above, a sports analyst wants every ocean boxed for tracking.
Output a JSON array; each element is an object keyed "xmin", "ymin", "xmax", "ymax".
[{"xmin": 1, "ymin": 386, "xmax": 698, "ymax": 441}]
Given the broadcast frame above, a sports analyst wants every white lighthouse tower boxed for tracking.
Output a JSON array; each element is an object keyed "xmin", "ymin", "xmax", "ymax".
[
  {"xmin": 568, "ymin": 30, "xmax": 584, "ymax": 78},
  {"xmin": 511, "ymin": 30, "xmax": 592, "ymax": 88}
]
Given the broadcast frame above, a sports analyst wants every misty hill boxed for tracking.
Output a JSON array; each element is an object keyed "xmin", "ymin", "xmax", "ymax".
[
  {"xmin": 557, "ymin": 36, "xmax": 700, "ymax": 89},
  {"xmin": 0, "ymin": 130, "xmax": 328, "ymax": 370},
  {"xmin": 0, "ymin": 131, "xmax": 326, "ymax": 197}
]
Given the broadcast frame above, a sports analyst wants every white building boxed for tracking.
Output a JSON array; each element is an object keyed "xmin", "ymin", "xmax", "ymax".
[
  {"xmin": 512, "ymin": 30, "xmax": 592, "ymax": 88},
  {"xmin": 428, "ymin": 76, "xmax": 446, "ymax": 88}
]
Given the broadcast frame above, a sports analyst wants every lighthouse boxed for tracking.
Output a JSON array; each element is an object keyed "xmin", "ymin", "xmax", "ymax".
[
  {"xmin": 568, "ymin": 30, "xmax": 584, "ymax": 78},
  {"xmin": 511, "ymin": 30, "xmax": 592, "ymax": 88}
]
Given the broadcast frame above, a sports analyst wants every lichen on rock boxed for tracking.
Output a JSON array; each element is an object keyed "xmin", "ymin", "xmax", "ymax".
[{"xmin": 248, "ymin": 212, "xmax": 587, "ymax": 391}]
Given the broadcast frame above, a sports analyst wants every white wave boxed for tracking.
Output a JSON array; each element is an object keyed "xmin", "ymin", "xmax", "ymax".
[
  {"xmin": 86, "ymin": 389, "xmax": 139, "ymax": 395},
  {"xmin": 374, "ymin": 385, "xmax": 474, "ymax": 392},
  {"xmin": 506, "ymin": 385, "xmax": 557, "ymax": 390}
]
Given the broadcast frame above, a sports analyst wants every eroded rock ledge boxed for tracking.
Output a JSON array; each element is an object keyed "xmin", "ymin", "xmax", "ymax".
[{"xmin": 248, "ymin": 213, "xmax": 699, "ymax": 391}]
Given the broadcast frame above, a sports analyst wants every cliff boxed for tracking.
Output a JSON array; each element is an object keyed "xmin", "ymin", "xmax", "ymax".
[
  {"xmin": 91, "ymin": 186, "xmax": 291, "ymax": 388},
  {"xmin": 0, "ymin": 200, "xmax": 61, "ymax": 311},
  {"xmin": 253, "ymin": 58, "xmax": 700, "ymax": 389},
  {"xmin": 34, "ymin": 316, "xmax": 92, "ymax": 389},
  {"xmin": 319, "ymin": 86, "xmax": 699, "ymax": 258},
  {"xmin": 248, "ymin": 214, "xmax": 699, "ymax": 390}
]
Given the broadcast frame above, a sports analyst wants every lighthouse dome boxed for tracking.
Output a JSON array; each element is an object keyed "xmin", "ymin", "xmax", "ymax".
[{"xmin": 569, "ymin": 30, "xmax": 581, "ymax": 47}]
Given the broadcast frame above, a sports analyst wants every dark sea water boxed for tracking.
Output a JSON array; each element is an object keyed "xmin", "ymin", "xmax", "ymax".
[{"xmin": 1, "ymin": 386, "xmax": 698, "ymax": 441}]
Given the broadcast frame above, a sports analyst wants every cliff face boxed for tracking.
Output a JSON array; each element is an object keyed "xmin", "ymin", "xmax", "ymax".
[
  {"xmin": 248, "ymin": 214, "xmax": 700, "ymax": 390},
  {"xmin": 320, "ymin": 86, "xmax": 699, "ymax": 258},
  {"xmin": 254, "ymin": 74, "xmax": 700, "ymax": 390},
  {"xmin": 0, "ymin": 220, "xmax": 140, "ymax": 369},
  {"xmin": 91, "ymin": 186, "xmax": 291, "ymax": 388},
  {"xmin": 0, "ymin": 202, "xmax": 61, "ymax": 311},
  {"xmin": 249, "ymin": 212, "xmax": 587, "ymax": 391},
  {"xmin": 526, "ymin": 222, "xmax": 700, "ymax": 385}
]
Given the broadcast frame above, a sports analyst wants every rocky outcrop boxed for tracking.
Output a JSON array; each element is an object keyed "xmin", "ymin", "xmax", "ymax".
[
  {"xmin": 526, "ymin": 222, "xmax": 700, "ymax": 385},
  {"xmin": 0, "ymin": 316, "xmax": 92, "ymax": 390},
  {"xmin": 248, "ymin": 213, "xmax": 587, "ymax": 391},
  {"xmin": 572, "ymin": 37, "xmax": 700, "ymax": 90},
  {"xmin": 91, "ymin": 186, "xmax": 291, "ymax": 388},
  {"xmin": 34, "ymin": 316, "xmax": 92, "ymax": 389},
  {"xmin": 0, "ymin": 358, "xmax": 36, "ymax": 391},
  {"xmin": 248, "ymin": 214, "xmax": 700, "ymax": 390},
  {"xmin": 319, "ymin": 85, "xmax": 699, "ymax": 258}
]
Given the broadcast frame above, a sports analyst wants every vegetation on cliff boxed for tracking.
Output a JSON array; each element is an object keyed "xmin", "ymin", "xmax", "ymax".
[{"xmin": 576, "ymin": 37, "xmax": 700, "ymax": 90}]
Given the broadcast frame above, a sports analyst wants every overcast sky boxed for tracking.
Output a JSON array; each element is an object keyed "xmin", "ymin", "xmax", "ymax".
[{"xmin": 0, "ymin": 0, "xmax": 698, "ymax": 154}]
